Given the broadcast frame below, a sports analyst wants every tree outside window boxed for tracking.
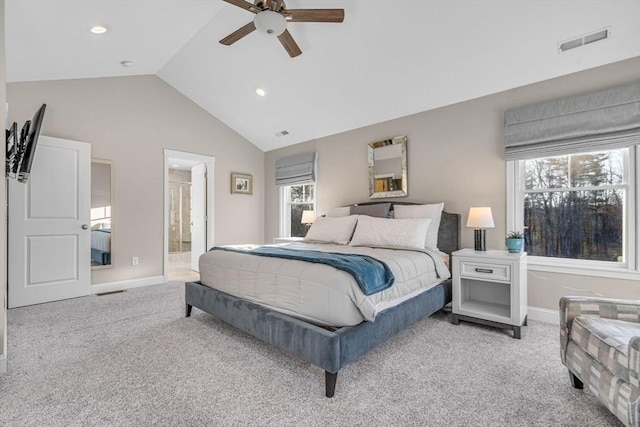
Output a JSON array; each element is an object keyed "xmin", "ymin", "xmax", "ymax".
[
  {"xmin": 283, "ymin": 184, "xmax": 315, "ymax": 237},
  {"xmin": 522, "ymin": 149, "xmax": 626, "ymax": 262}
]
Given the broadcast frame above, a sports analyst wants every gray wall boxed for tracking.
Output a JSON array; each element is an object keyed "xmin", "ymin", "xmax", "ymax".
[
  {"xmin": 1, "ymin": 0, "xmax": 7, "ymax": 371},
  {"xmin": 265, "ymin": 57, "xmax": 640, "ymax": 311},
  {"xmin": 7, "ymin": 75, "xmax": 265, "ymax": 285}
]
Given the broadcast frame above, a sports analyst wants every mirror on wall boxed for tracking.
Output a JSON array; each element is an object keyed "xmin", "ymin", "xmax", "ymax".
[
  {"xmin": 91, "ymin": 160, "xmax": 113, "ymax": 269},
  {"xmin": 368, "ymin": 135, "xmax": 408, "ymax": 199}
]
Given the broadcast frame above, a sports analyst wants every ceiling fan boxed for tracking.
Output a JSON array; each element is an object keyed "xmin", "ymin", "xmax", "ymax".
[{"xmin": 219, "ymin": 0, "xmax": 344, "ymax": 58}]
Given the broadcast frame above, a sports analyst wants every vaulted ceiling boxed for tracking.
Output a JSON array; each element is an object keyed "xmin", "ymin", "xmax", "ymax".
[{"xmin": 5, "ymin": 0, "xmax": 640, "ymax": 151}]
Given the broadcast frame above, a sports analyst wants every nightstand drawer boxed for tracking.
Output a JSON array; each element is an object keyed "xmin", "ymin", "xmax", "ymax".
[{"xmin": 460, "ymin": 261, "xmax": 511, "ymax": 282}]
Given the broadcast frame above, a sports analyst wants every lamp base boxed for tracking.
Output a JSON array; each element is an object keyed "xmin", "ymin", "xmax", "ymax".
[{"xmin": 474, "ymin": 229, "xmax": 486, "ymax": 251}]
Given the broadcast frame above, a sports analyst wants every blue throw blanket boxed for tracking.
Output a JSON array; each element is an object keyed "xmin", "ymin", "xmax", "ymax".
[{"xmin": 211, "ymin": 246, "xmax": 394, "ymax": 296}]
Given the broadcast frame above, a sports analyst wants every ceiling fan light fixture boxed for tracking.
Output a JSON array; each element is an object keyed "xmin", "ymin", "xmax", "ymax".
[{"xmin": 254, "ymin": 10, "xmax": 286, "ymax": 36}]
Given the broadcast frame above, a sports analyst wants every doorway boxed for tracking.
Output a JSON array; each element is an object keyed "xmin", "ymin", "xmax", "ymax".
[{"xmin": 163, "ymin": 150, "xmax": 215, "ymax": 283}]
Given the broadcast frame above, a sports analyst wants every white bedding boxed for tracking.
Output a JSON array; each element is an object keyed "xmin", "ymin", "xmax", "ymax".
[
  {"xmin": 198, "ymin": 242, "xmax": 450, "ymax": 327},
  {"xmin": 91, "ymin": 230, "xmax": 111, "ymax": 252}
]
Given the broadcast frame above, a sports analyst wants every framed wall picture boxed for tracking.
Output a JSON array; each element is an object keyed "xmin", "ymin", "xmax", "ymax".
[{"xmin": 231, "ymin": 173, "xmax": 253, "ymax": 195}]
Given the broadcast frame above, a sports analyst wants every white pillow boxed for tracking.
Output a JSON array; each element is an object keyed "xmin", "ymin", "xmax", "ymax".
[
  {"xmin": 349, "ymin": 216, "xmax": 431, "ymax": 250},
  {"xmin": 304, "ymin": 215, "xmax": 358, "ymax": 244},
  {"xmin": 326, "ymin": 206, "xmax": 350, "ymax": 217},
  {"xmin": 393, "ymin": 203, "xmax": 444, "ymax": 250}
]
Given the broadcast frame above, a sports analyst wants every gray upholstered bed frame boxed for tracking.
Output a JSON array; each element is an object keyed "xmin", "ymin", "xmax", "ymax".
[{"xmin": 185, "ymin": 203, "xmax": 461, "ymax": 397}]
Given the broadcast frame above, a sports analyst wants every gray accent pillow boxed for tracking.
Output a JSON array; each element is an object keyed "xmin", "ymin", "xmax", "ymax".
[{"xmin": 350, "ymin": 203, "xmax": 391, "ymax": 218}]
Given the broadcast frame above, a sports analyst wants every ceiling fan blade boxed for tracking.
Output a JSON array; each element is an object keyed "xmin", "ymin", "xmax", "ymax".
[
  {"xmin": 277, "ymin": 30, "xmax": 302, "ymax": 58},
  {"xmin": 284, "ymin": 9, "xmax": 344, "ymax": 23},
  {"xmin": 223, "ymin": 0, "xmax": 261, "ymax": 14},
  {"xmin": 219, "ymin": 22, "xmax": 257, "ymax": 46}
]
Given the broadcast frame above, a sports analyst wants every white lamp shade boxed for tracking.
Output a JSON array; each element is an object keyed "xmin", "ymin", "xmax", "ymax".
[
  {"xmin": 254, "ymin": 10, "xmax": 287, "ymax": 36},
  {"xmin": 301, "ymin": 210, "xmax": 316, "ymax": 225},
  {"xmin": 466, "ymin": 207, "xmax": 495, "ymax": 228}
]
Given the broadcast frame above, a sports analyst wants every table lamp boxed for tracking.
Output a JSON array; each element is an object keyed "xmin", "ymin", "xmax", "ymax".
[
  {"xmin": 301, "ymin": 210, "xmax": 316, "ymax": 233},
  {"xmin": 466, "ymin": 207, "xmax": 494, "ymax": 251}
]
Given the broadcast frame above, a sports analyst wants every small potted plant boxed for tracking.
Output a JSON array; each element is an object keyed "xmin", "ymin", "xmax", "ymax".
[{"xmin": 505, "ymin": 230, "xmax": 525, "ymax": 253}]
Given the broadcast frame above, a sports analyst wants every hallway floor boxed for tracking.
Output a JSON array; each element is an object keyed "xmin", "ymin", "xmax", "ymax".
[{"xmin": 168, "ymin": 251, "xmax": 199, "ymax": 282}]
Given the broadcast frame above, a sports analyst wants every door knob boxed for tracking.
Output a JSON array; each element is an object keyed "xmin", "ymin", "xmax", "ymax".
[{"xmin": 82, "ymin": 224, "xmax": 89, "ymax": 230}]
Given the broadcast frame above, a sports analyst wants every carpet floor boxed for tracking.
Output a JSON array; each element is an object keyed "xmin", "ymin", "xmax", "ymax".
[{"xmin": 1, "ymin": 281, "xmax": 621, "ymax": 426}]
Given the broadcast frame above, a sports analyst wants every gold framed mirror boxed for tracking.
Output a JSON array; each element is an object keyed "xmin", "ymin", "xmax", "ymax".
[
  {"xmin": 368, "ymin": 135, "xmax": 407, "ymax": 199},
  {"xmin": 91, "ymin": 159, "xmax": 113, "ymax": 269}
]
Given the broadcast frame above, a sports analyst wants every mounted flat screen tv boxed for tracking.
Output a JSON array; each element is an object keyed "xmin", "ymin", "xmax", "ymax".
[{"xmin": 16, "ymin": 103, "xmax": 47, "ymax": 183}]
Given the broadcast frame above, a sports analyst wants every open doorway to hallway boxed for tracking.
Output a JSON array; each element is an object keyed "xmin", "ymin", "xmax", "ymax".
[
  {"xmin": 168, "ymin": 167, "xmax": 198, "ymax": 281},
  {"xmin": 164, "ymin": 150, "xmax": 215, "ymax": 283}
]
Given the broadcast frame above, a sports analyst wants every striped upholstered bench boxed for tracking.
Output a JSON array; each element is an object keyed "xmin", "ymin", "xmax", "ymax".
[{"xmin": 560, "ymin": 296, "xmax": 640, "ymax": 427}]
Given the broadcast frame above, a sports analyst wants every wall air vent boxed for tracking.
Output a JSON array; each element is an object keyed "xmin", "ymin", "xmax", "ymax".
[
  {"xmin": 275, "ymin": 130, "xmax": 290, "ymax": 137},
  {"xmin": 559, "ymin": 27, "xmax": 610, "ymax": 53}
]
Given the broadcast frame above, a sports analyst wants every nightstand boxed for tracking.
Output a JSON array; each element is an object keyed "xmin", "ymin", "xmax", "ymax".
[
  {"xmin": 273, "ymin": 237, "xmax": 305, "ymax": 244},
  {"xmin": 451, "ymin": 249, "xmax": 527, "ymax": 339}
]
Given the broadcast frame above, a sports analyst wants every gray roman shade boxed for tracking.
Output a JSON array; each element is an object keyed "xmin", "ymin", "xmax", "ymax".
[
  {"xmin": 504, "ymin": 82, "xmax": 640, "ymax": 160},
  {"xmin": 275, "ymin": 152, "xmax": 316, "ymax": 186}
]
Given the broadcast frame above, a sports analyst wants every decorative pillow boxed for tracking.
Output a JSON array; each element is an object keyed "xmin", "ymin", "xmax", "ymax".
[
  {"xmin": 326, "ymin": 206, "xmax": 351, "ymax": 217},
  {"xmin": 350, "ymin": 203, "xmax": 392, "ymax": 218},
  {"xmin": 393, "ymin": 203, "xmax": 444, "ymax": 250},
  {"xmin": 349, "ymin": 216, "xmax": 431, "ymax": 250},
  {"xmin": 304, "ymin": 215, "xmax": 358, "ymax": 245}
]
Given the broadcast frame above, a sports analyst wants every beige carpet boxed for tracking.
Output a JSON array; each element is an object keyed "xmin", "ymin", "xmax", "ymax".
[{"xmin": 1, "ymin": 282, "xmax": 621, "ymax": 426}]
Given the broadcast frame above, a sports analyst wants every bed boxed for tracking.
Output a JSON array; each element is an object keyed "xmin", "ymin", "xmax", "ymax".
[
  {"xmin": 185, "ymin": 202, "xmax": 461, "ymax": 397},
  {"xmin": 91, "ymin": 228, "xmax": 111, "ymax": 265}
]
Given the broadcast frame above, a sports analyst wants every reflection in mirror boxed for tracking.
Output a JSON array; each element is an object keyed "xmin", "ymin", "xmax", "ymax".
[
  {"xmin": 368, "ymin": 135, "xmax": 408, "ymax": 199},
  {"xmin": 91, "ymin": 160, "xmax": 112, "ymax": 268}
]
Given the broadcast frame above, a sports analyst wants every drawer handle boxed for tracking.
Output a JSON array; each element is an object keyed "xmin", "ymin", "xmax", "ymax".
[{"xmin": 475, "ymin": 268, "xmax": 493, "ymax": 274}]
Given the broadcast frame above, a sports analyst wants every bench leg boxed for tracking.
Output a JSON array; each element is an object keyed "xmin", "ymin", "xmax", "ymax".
[
  {"xmin": 186, "ymin": 304, "xmax": 192, "ymax": 317},
  {"xmin": 569, "ymin": 372, "xmax": 584, "ymax": 389},
  {"xmin": 325, "ymin": 371, "xmax": 338, "ymax": 398}
]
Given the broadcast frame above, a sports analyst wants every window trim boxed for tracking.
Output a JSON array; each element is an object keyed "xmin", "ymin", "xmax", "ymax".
[
  {"xmin": 507, "ymin": 145, "xmax": 639, "ymax": 280},
  {"xmin": 279, "ymin": 183, "xmax": 316, "ymax": 238}
]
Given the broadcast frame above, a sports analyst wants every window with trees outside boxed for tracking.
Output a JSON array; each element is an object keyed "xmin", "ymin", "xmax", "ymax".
[
  {"xmin": 508, "ymin": 146, "xmax": 638, "ymax": 278},
  {"xmin": 280, "ymin": 184, "xmax": 315, "ymax": 238}
]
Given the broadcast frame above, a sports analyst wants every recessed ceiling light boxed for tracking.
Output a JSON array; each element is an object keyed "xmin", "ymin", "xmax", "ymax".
[
  {"xmin": 172, "ymin": 164, "xmax": 179, "ymax": 168},
  {"xmin": 90, "ymin": 25, "xmax": 108, "ymax": 34},
  {"xmin": 256, "ymin": 88, "xmax": 266, "ymax": 97},
  {"xmin": 120, "ymin": 60, "xmax": 134, "ymax": 67}
]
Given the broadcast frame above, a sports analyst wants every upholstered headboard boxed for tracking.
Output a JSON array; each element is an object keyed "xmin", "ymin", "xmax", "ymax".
[{"xmin": 351, "ymin": 201, "xmax": 461, "ymax": 256}]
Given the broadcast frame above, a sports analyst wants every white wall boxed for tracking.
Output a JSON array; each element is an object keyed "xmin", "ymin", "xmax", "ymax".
[
  {"xmin": 7, "ymin": 75, "xmax": 265, "ymax": 286},
  {"xmin": 265, "ymin": 57, "xmax": 640, "ymax": 312}
]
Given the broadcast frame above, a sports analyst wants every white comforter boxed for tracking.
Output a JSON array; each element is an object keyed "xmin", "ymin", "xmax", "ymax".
[
  {"xmin": 198, "ymin": 242, "xmax": 450, "ymax": 327},
  {"xmin": 91, "ymin": 230, "xmax": 111, "ymax": 252}
]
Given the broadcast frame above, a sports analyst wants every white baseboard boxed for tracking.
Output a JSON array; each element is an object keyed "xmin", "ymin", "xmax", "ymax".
[
  {"xmin": 0, "ymin": 354, "xmax": 6, "ymax": 374},
  {"xmin": 91, "ymin": 275, "xmax": 165, "ymax": 294},
  {"xmin": 528, "ymin": 306, "xmax": 559, "ymax": 324}
]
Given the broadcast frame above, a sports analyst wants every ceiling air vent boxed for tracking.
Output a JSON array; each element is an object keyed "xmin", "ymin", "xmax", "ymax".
[
  {"xmin": 559, "ymin": 28, "xmax": 610, "ymax": 52},
  {"xmin": 275, "ymin": 130, "xmax": 290, "ymax": 137}
]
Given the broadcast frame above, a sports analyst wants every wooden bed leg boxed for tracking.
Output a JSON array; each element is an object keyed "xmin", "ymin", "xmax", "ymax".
[
  {"xmin": 186, "ymin": 304, "xmax": 192, "ymax": 318},
  {"xmin": 325, "ymin": 371, "xmax": 338, "ymax": 398}
]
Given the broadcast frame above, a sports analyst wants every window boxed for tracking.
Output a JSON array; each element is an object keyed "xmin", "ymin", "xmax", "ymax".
[
  {"xmin": 280, "ymin": 183, "xmax": 315, "ymax": 238},
  {"xmin": 508, "ymin": 146, "xmax": 638, "ymax": 278},
  {"xmin": 90, "ymin": 206, "xmax": 111, "ymax": 229}
]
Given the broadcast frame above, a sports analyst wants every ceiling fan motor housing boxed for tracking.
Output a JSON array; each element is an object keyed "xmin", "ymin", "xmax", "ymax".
[{"xmin": 256, "ymin": 0, "xmax": 286, "ymax": 13}]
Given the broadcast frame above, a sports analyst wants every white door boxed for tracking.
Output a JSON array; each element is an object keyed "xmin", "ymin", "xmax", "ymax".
[
  {"xmin": 190, "ymin": 163, "xmax": 207, "ymax": 272},
  {"xmin": 8, "ymin": 136, "xmax": 91, "ymax": 308}
]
